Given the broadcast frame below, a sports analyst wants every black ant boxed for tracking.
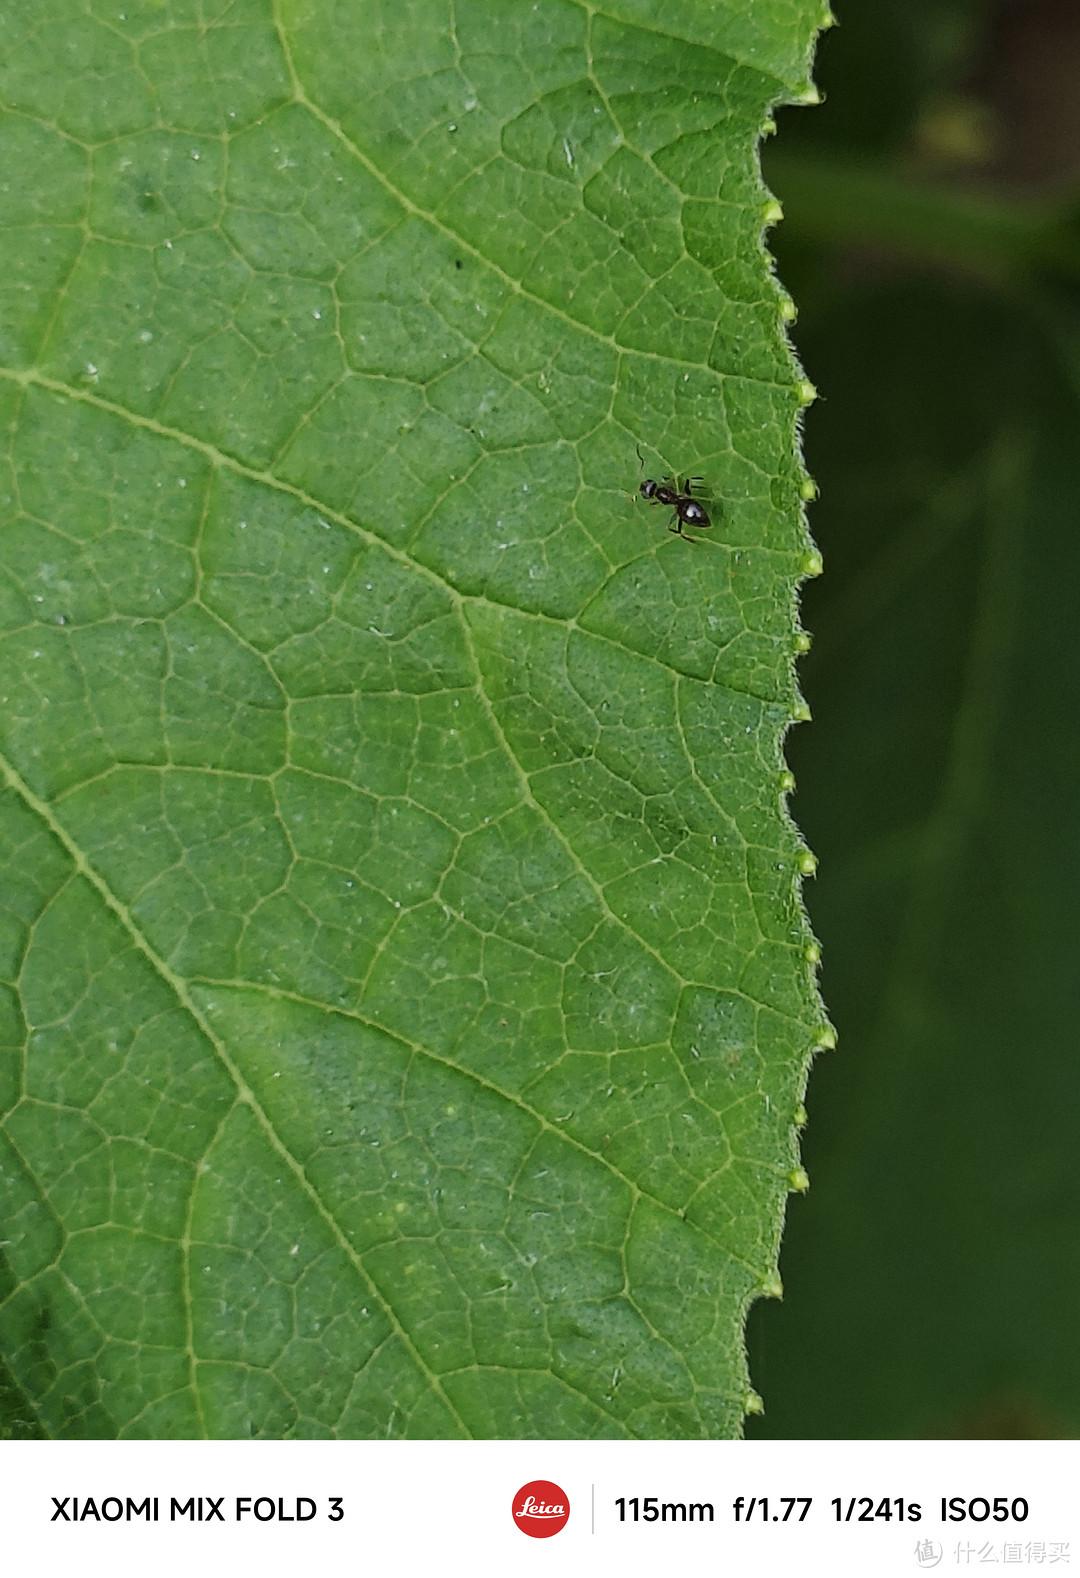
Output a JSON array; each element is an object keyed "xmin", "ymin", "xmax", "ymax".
[{"xmin": 635, "ymin": 448, "xmax": 711, "ymax": 540}]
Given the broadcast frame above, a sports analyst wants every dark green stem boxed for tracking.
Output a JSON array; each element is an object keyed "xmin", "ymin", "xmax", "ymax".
[{"xmin": 765, "ymin": 152, "xmax": 1080, "ymax": 286}]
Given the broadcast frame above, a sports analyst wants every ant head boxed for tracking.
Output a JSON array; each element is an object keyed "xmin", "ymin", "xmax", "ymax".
[{"xmin": 639, "ymin": 479, "xmax": 657, "ymax": 500}]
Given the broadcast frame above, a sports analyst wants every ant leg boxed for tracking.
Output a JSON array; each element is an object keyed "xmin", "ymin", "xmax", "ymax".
[{"xmin": 682, "ymin": 477, "xmax": 704, "ymax": 493}]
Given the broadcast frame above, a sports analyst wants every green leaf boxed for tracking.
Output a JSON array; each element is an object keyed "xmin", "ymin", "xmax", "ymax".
[{"xmin": 0, "ymin": 0, "xmax": 825, "ymax": 1439}]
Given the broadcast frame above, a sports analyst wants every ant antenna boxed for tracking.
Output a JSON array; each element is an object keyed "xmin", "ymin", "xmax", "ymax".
[{"xmin": 631, "ymin": 444, "xmax": 648, "ymax": 507}]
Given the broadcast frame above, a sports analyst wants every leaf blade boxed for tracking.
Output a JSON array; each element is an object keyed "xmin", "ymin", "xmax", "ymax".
[{"xmin": 0, "ymin": 0, "xmax": 825, "ymax": 1438}]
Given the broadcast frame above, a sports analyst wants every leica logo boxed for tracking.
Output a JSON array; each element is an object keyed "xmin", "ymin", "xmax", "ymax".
[
  {"xmin": 516, "ymin": 1495, "xmax": 566, "ymax": 1520},
  {"xmin": 511, "ymin": 1480, "xmax": 571, "ymax": 1538}
]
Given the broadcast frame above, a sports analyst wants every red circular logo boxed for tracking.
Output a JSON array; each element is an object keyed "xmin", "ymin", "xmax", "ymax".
[{"xmin": 512, "ymin": 1480, "xmax": 570, "ymax": 1538}]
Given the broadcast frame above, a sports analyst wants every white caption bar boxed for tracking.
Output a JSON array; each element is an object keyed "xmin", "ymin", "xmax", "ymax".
[{"xmin": 2, "ymin": 1437, "xmax": 1076, "ymax": 1578}]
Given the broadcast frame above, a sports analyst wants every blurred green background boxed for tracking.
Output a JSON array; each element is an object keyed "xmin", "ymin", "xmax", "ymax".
[{"xmin": 748, "ymin": 0, "xmax": 1080, "ymax": 1437}]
